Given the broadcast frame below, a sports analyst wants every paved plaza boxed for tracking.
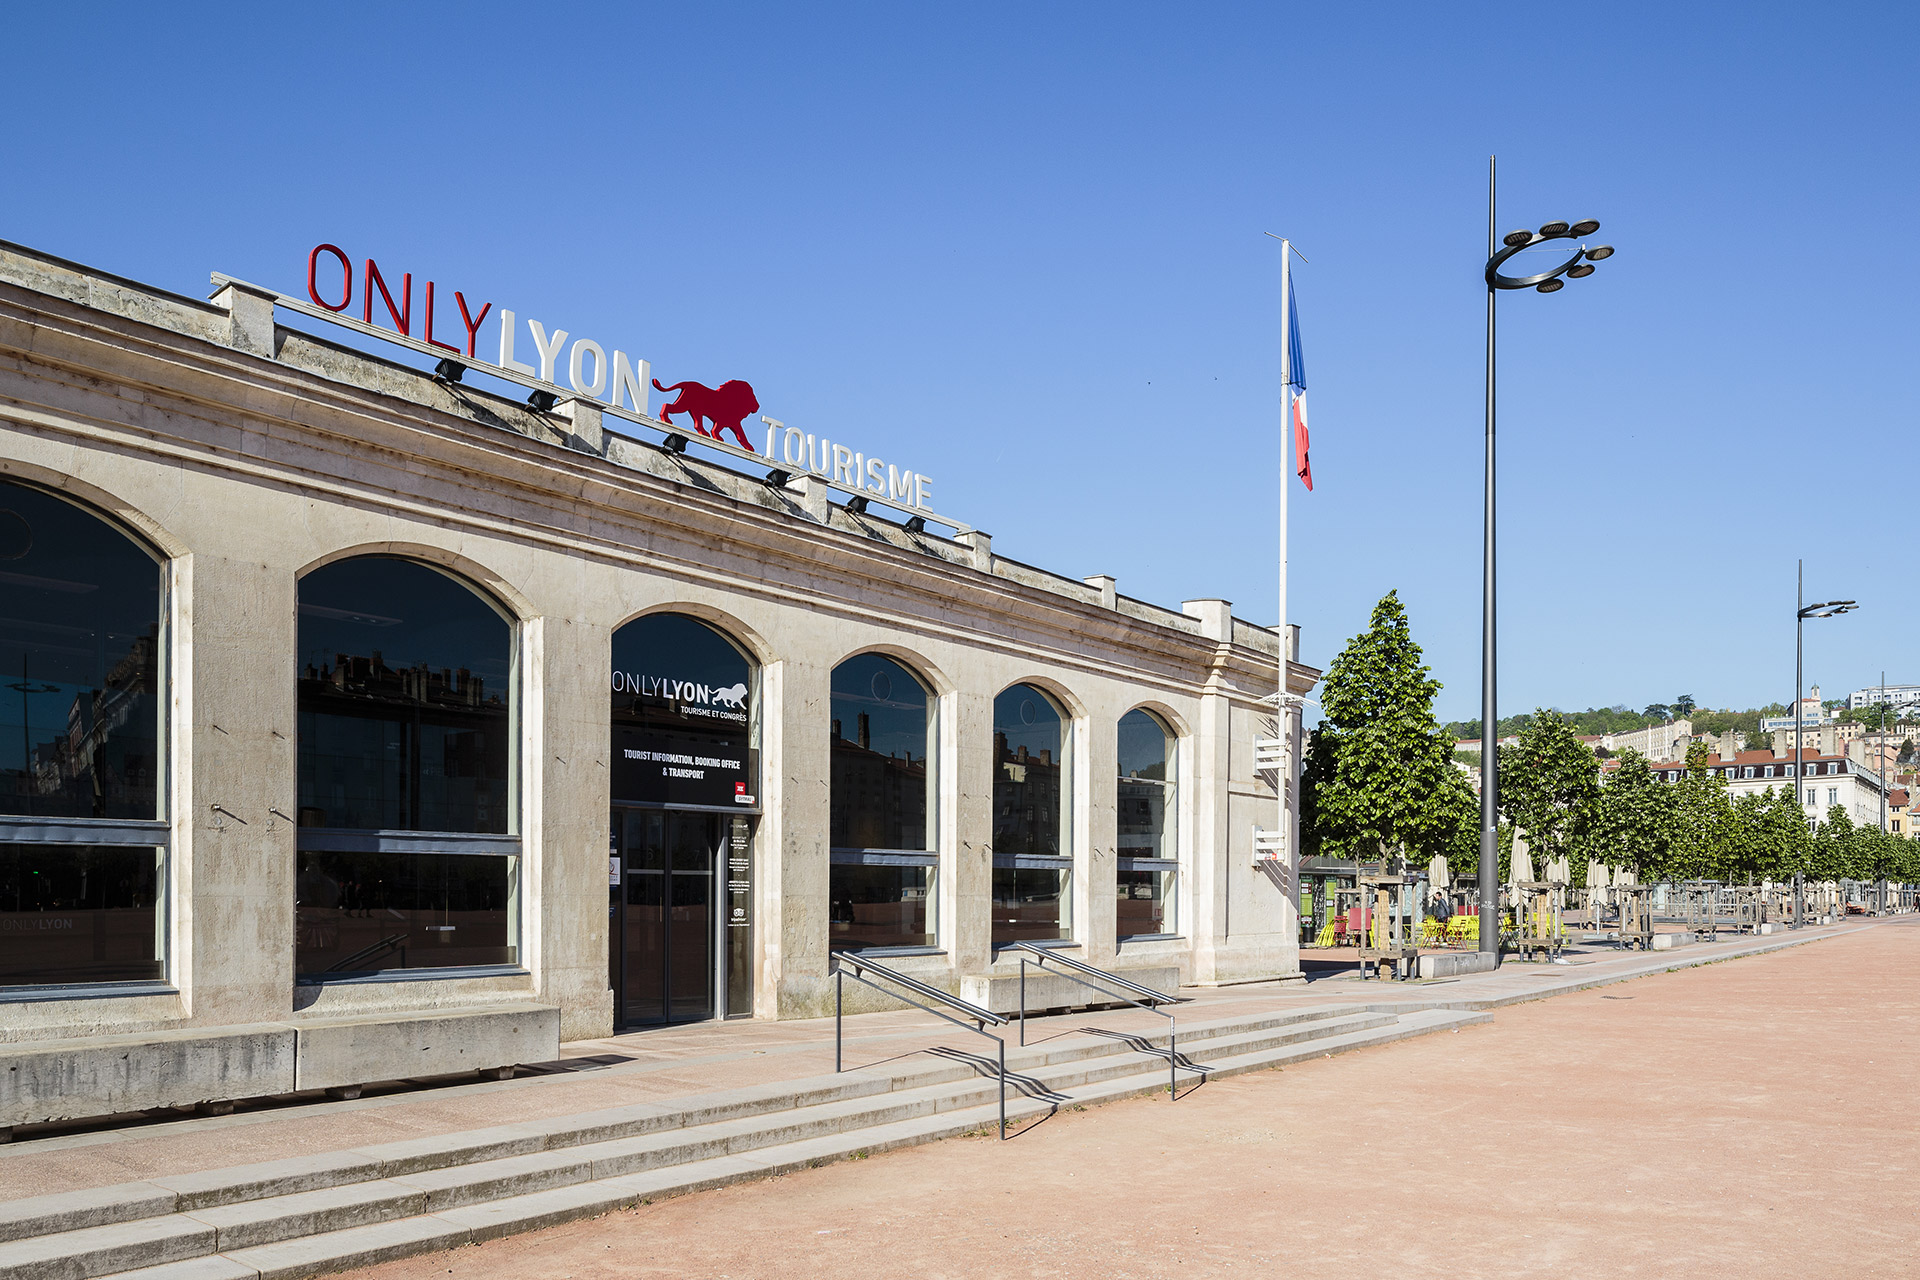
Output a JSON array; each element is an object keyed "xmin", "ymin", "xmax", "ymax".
[{"xmin": 321, "ymin": 920, "xmax": 1918, "ymax": 1279}]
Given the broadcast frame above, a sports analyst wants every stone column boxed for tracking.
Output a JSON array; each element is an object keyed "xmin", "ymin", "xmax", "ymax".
[
  {"xmin": 763, "ymin": 654, "xmax": 832, "ymax": 1017},
  {"xmin": 183, "ymin": 552, "xmax": 297, "ymax": 1026},
  {"xmin": 530, "ymin": 611, "xmax": 617, "ymax": 1041},
  {"xmin": 1181, "ymin": 600, "xmax": 1235, "ymax": 985},
  {"xmin": 948, "ymin": 688, "xmax": 996, "ymax": 980},
  {"xmin": 1079, "ymin": 695, "xmax": 1119, "ymax": 967}
]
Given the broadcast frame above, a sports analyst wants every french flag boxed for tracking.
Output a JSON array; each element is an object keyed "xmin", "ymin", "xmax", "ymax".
[{"xmin": 1287, "ymin": 275, "xmax": 1312, "ymax": 491}]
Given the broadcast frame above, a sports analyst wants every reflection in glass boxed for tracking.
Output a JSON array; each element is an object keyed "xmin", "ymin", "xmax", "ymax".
[
  {"xmin": 0, "ymin": 481, "xmax": 163, "ymax": 821},
  {"xmin": 829, "ymin": 862, "xmax": 933, "ymax": 950},
  {"xmin": 297, "ymin": 558, "xmax": 512, "ymax": 833},
  {"xmin": 992, "ymin": 865, "xmax": 1070, "ymax": 943},
  {"xmin": 992, "ymin": 685, "xmax": 1064, "ymax": 857},
  {"xmin": 0, "ymin": 844, "xmax": 163, "ymax": 986},
  {"xmin": 830, "ymin": 654, "xmax": 930, "ymax": 851},
  {"xmin": 294, "ymin": 851, "xmax": 516, "ymax": 977},
  {"xmin": 1117, "ymin": 709, "xmax": 1177, "ymax": 939},
  {"xmin": 1117, "ymin": 866, "xmax": 1174, "ymax": 937}
]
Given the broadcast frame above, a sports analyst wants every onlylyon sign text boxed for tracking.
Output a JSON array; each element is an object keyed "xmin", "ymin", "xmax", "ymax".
[{"xmin": 303, "ymin": 244, "xmax": 936, "ymax": 512}]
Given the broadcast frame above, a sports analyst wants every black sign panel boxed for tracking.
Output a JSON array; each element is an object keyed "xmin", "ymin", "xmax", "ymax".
[
  {"xmin": 610, "ymin": 614, "xmax": 759, "ymax": 810},
  {"xmin": 611, "ymin": 720, "xmax": 757, "ymax": 809}
]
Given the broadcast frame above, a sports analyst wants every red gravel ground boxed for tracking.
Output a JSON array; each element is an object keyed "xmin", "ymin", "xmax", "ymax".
[{"xmin": 344, "ymin": 922, "xmax": 1920, "ymax": 1279}]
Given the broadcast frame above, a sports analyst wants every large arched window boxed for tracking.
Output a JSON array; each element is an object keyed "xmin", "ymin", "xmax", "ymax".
[
  {"xmin": 992, "ymin": 683, "xmax": 1072, "ymax": 944},
  {"xmin": 829, "ymin": 653, "xmax": 935, "ymax": 951},
  {"xmin": 0, "ymin": 480, "xmax": 167, "ymax": 991},
  {"xmin": 295, "ymin": 556, "xmax": 518, "ymax": 980},
  {"xmin": 1117, "ymin": 708, "xmax": 1178, "ymax": 939}
]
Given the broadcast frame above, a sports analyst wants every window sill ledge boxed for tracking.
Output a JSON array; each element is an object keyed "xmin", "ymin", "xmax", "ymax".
[
  {"xmin": 1118, "ymin": 934, "xmax": 1186, "ymax": 945},
  {"xmin": 0, "ymin": 980, "xmax": 177, "ymax": 1005},
  {"xmin": 829, "ymin": 946, "xmax": 945, "ymax": 959},
  {"xmin": 294, "ymin": 965, "xmax": 531, "ymax": 987}
]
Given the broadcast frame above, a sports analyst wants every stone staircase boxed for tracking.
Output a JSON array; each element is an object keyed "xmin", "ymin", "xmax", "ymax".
[{"xmin": 0, "ymin": 1002, "xmax": 1485, "ymax": 1280}]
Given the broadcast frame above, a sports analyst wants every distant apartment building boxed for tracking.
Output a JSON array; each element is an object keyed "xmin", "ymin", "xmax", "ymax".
[
  {"xmin": 1760, "ymin": 687, "xmax": 1835, "ymax": 733},
  {"xmin": 1849, "ymin": 684, "xmax": 1920, "ymax": 711},
  {"xmin": 1647, "ymin": 750, "xmax": 1888, "ymax": 829},
  {"xmin": 1598, "ymin": 719, "xmax": 1693, "ymax": 763}
]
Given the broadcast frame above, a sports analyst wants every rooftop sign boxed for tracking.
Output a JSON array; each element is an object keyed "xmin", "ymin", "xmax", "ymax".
[{"xmin": 208, "ymin": 246, "xmax": 958, "ymax": 530}]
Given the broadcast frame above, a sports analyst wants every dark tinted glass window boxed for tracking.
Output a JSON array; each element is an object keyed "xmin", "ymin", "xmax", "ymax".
[
  {"xmin": 0, "ymin": 481, "xmax": 163, "ymax": 820},
  {"xmin": 831, "ymin": 654, "xmax": 930, "ymax": 850},
  {"xmin": 0, "ymin": 844, "xmax": 163, "ymax": 985},
  {"xmin": 829, "ymin": 862, "xmax": 933, "ymax": 950},
  {"xmin": 297, "ymin": 558, "xmax": 512, "ymax": 833},
  {"xmin": 1117, "ymin": 709, "xmax": 1175, "ymax": 860},
  {"xmin": 993, "ymin": 684, "xmax": 1063, "ymax": 857},
  {"xmin": 295, "ymin": 849, "xmax": 515, "ymax": 976},
  {"xmin": 991, "ymin": 866, "xmax": 1069, "ymax": 942}
]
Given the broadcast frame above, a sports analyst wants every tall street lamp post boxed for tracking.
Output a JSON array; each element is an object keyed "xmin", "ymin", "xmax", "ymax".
[
  {"xmin": 1794, "ymin": 558, "xmax": 1855, "ymax": 927},
  {"xmin": 1478, "ymin": 157, "xmax": 1614, "ymax": 955}
]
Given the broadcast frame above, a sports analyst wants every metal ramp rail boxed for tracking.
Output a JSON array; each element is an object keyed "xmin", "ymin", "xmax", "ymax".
[
  {"xmin": 831, "ymin": 952, "xmax": 1018, "ymax": 1139},
  {"xmin": 1010, "ymin": 943, "xmax": 1210, "ymax": 1099}
]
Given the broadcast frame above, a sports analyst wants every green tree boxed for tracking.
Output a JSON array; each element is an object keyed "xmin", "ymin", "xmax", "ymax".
[
  {"xmin": 1496, "ymin": 709, "xmax": 1602, "ymax": 870},
  {"xmin": 1588, "ymin": 748, "xmax": 1676, "ymax": 876},
  {"xmin": 1643, "ymin": 703, "xmax": 1670, "ymax": 723},
  {"xmin": 1299, "ymin": 591, "xmax": 1477, "ymax": 869},
  {"xmin": 1669, "ymin": 741, "xmax": 1734, "ymax": 879},
  {"xmin": 1673, "ymin": 694, "xmax": 1697, "ymax": 717}
]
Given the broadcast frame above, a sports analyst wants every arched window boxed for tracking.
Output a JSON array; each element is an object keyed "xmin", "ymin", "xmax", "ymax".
[
  {"xmin": 1117, "ymin": 708, "xmax": 1178, "ymax": 939},
  {"xmin": 829, "ymin": 653, "xmax": 935, "ymax": 951},
  {"xmin": 992, "ymin": 683, "xmax": 1071, "ymax": 944},
  {"xmin": 609, "ymin": 613, "xmax": 759, "ymax": 1023},
  {"xmin": 295, "ymin": 556, "xmax": 518, "ymax": 980},
  {"xmin": 0, "ymin": 479, "xmax": 167, "ymax": 991}
]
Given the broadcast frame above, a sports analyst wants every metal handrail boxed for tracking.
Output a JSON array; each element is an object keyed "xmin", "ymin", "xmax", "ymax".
[
  {"xmin": 1010, "ymin": 943, "xmax": 1203, "ymax": 1101},
  {"xmin": 1014, "ymin": 943, "xmax": 1170, "ymax": 1002},
  {"xmin": 831, "ymin": 953, "xmax": 1011, "ymax": 1139},
  {"xmin": 836, "ymin": 952, "xmax": 1006, "ymax": 1025}
]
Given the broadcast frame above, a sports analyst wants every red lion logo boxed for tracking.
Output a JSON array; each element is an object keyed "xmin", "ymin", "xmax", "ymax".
[{"xmin": 651, "ymin": 378, "xmax": 760, "ymax": 451}]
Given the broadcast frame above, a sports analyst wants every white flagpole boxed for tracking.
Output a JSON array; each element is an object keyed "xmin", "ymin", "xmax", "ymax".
[{"xmin": 1277, "ymin": 239, "xmax": 1294, "ymax": 861}]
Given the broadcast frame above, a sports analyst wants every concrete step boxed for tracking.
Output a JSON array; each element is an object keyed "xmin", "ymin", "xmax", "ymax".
[
  {"xmin": 102, "ymin": 1007, "xmax": 1489, "ymax": 1280},
  {"xmin": 6, "ymin": 1002, "xmax": 1429, "ymax": 1278}
]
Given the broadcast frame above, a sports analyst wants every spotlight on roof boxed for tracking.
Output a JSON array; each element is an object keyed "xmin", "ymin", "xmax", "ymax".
[
  {"xmin": 658, "ymin": 433, "xmax": 688, "ymax": 455},
  {"xmin": 1584, "ymin": 245, "xmax": 1615, "ymax": 261},
  {"xmin": 1538, "ymin": 219, "xmax": 1571, "ymax": 237},
  {"xmin": 1536, "ymin": 278, "xmax": 1565, "ymax": 293},
  {"xmin": 433, "ymin": 358, "xmax": 465, "ymax": 383},
  {"xmin": 1567, "ymin": 263, "xmax": 1595, "ymax": 278},
  {"xmin": 526, "ymin": 389, "xmax": 557, "ymax": 412},
  {"xmin": 1570, "ymin": 218, "xmax": 1601, "ymax": 236},
  {"xmin": 845, "ymin": 495, "xmax": 869, "ymax": 514},
  {"xmin": 764, "ymin": 469, "xmax": 792, "ymax": 488},
  {"xmin": 1502, "ymin": 229, "xmax": 1535, "ymax": 248},
  {"xmin": 903, "ymin": 516, "xmax": 927, "ymax": 534}
]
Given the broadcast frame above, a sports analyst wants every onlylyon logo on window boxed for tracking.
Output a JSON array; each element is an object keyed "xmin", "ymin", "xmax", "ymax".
[{"xmin": 611, "ymin": 671, "xmax": 747, "ymax": 708}]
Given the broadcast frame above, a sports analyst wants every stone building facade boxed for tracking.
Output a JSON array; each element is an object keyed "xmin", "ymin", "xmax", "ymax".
[{"xmin": 0, "ymin": 240, "xmax": 1315, "ymax": 1127}]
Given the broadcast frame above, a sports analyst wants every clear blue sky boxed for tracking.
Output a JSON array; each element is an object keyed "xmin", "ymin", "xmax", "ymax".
[{"xmin": 6, "ymin": 3, "xmax": 1914, "ymax": 724}]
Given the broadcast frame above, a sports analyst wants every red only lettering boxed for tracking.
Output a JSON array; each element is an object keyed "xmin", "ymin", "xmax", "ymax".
[
  {"xmin": 310, "ymin": 245, "xmax": 491, "ymax": 358},
  {"xmin": 308, "ymin": 244, "xmax": 352, "ymax": 312}
]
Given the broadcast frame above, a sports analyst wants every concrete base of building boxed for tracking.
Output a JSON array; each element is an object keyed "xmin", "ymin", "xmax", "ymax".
[
  {"xmin": 1418, "ymin": 951, "xmax": 1500, "ymax": 979},
  {"xmin": 1651, "ymin": 932, "xmax": 1697, "ymax": 951},
  {"xmin": 0, "ymin": 1004, "xmax": 558, "ymax": 1129},
  {"xmin": 960, "ymin": 966, "xmax": 1181, "ymax": 1015}
]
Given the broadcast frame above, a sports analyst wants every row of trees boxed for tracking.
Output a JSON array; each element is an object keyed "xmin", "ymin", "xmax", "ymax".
[{"xmin": 1301, "ymin": 592, "xmax": 1920, "ymax": 885}]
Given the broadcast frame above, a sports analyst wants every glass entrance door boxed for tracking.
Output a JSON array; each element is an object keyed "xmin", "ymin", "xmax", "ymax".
[{"xmin": 612, "ymin": 809, "xmax": 718, "ymax": 1027}]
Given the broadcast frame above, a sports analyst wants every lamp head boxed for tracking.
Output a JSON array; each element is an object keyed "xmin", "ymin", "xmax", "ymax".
[
  {"xmin": 1570, "ymin": 218, "xmax": 1601, "ymax": 236},
  {"xmin": 1502, "ymin": 229, "xmax": 1535, "ymax": 248},
  {"xmin": 1584, "ymin": 245, "xmax": 1615, "ymax": 261},
  {"xmin": 1537, "ymin": 219, "xmax": 1571, "ymax": 237}
]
